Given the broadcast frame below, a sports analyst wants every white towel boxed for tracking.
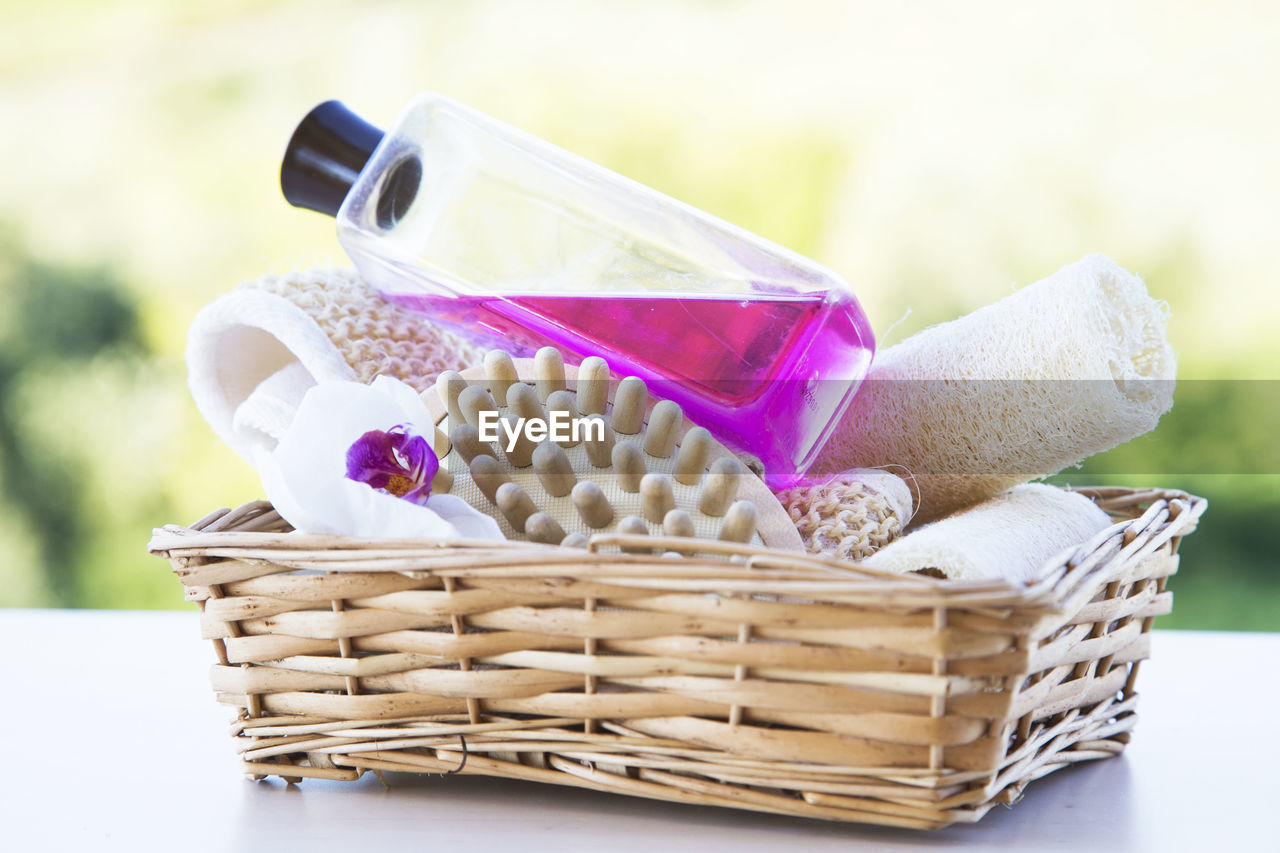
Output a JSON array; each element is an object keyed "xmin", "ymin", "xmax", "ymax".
[
  {"xmin": 863, "ymin": 484, "xmax": 1112, "ymax": 584},
  {"xmin": 812, "ymin": 254, "xmax": 1175, "ymax": 522},
  {"xmin": 187, "ymin": 267, "xmax": 480, "ymax": 464}
]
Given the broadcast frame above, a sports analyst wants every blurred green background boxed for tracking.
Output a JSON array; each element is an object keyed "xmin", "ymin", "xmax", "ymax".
[{"xmin": 0, "ymin": 0, "xmax": 1275, "ymax": 628}]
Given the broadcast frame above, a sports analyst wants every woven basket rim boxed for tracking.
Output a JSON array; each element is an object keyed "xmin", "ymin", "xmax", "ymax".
[{"xmin": 149, "ymin": 486, "xmax": 1205, "ymax": 613}]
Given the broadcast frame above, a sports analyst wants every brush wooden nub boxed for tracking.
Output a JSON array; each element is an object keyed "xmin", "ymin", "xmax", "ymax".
[
  {"xmin": 613, "ymin": 443, "xmax": 646, "ymax": 493},
  {"xmin": 468, "ymin": 455, "xmax": 510, "ymax": 504},
  {"xmin": 583, "ymin": 414, "xmax": 613, "ymax": 467},
  {"xmin": 495, "ymin": 482, "xmax": 536, "ymax": 532},
  {"xmin": 483, "ymin": 349, "xmax": 519, "ymax": 404},
  {"xmin": 534, "ymin": 346, "xmax": 566, "ymax": 402},
  {"xmin": 640, "ymin": 473, "xmax": 676, "ymax": 523},
  {"xmin": 611, "ymin": 376, "xmax": 647, "ymax": 435},
  {"xmin": 532, "ymin": 441, "xmax": 576, "ymax": 497},
  {"xmin": 576, "ymin": 356, "xmax": 609, "ymax": 416},
  {"xmin": 572, "ymin": 481, "xmax": 614, "ymax": 529},
  {"xmin": 450, "ymin": 424, "xmax": 494, "ymax": 465}
]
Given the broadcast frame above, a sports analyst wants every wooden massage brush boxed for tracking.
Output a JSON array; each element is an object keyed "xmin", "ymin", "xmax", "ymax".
[{"xmin": 423, "ymin": 347, "xmax": 802, "ymax": 552}]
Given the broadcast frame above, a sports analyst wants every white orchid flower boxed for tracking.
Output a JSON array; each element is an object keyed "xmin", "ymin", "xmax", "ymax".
[{"xmin": 254, "ymin": 376, "xmax": 504, "ymax": 541}]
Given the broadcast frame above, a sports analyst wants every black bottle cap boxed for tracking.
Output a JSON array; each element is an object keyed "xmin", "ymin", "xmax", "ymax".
[{"xmin": 280, "ymin": 100, "xmax": 385, "ymax": 217}]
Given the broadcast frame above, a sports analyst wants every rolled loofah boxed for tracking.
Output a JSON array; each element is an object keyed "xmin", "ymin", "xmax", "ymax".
[
  {"xmin": 187, "ymin": 267, "xmax": 481, "ymax": 464},
  {"xmin": 774, "ymin": 469, "xmax": 913, "ymax": 562},
  {"xmin": 863, "ymin": 484, "xmax": 1112, "ymax": 584},
  {"xmin": 812, "ymin": 254, "xmax": 1175, "ymax": 523}
]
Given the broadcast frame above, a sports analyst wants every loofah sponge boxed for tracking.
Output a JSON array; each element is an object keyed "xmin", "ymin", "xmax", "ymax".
[
  {"xmin": 235, "ymin": 268, "xmax": 482, "ymax": 393},
  {"xmin": 774, "ymin": 469, "xmax": 913, "ymax": 562},
  {"xmin": 187, "ymin": 267, "xmax": 481, "ymax": 463},
  {"xmin": 812, "ymin": 254, "xmax": 1176, "ymax": 523},
  {"xmin": 864, "ymin": 484, "xmax": 1113, "ymax": 583}
]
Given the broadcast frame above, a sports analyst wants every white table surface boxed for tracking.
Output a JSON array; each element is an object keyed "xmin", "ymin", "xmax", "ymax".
[{"xmin": 1, "ymin": 611, "xmax": 1274, "ymax": 852}]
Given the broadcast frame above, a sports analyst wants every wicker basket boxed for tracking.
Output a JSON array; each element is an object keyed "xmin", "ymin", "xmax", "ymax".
[{"xmin": 148, "ymin": 486, "xmax": 1204, "ymax": 830}]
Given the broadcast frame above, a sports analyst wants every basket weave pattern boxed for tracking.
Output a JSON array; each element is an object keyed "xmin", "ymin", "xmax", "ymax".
[{"xmin": 149, "ymin": 487, "xmax": 1203, "ymax": 829}]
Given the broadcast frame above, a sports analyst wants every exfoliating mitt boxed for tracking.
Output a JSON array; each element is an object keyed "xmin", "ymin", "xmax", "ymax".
[
  {"xmin": 187, "ymin": 267, "xmax": 481, "ymax": 464},
  {"xmin": 864, "ymin": 483, "xmax": 1113, "ymax": 584},
  {"xmin": 773, "ymin": 469, "xmax": 913, "ymax": 561},
  {"xmin": 812, "ymin": 254, "xmax": 1175, "ymax": 522}
]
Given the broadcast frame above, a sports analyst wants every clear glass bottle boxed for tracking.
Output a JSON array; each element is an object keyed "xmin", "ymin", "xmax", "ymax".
[{"xmin": 281, "ymin": 95, "xmax": 875, "ymax": 486}]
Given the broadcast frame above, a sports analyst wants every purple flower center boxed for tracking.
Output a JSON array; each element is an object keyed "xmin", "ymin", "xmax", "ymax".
[{"xmin": 345, "ymin": 423, "xmax": 439, "ymax": 506}]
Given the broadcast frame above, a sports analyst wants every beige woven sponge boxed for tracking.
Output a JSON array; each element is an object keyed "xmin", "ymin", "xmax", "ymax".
[
  {"xmin": 864, "ymin": 484, "xmax": 1113, "ymax": 584},
  {"xmin": 188, "ymin": 267, "xmax": 481, "ymax": 463},
  {"xmin": 811, "ymin": 254, "xmax": 1175, "ymax": 523},
  {"xmin": 227, "ymin": 267, "xmax": 481, "ymax": 393},
  {"xmin": 774, "ymin": 469, "xmax": 913, "ymax": 562}
]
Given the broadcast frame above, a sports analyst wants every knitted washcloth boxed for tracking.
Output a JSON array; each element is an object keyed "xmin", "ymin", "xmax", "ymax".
[
  {"xmin": 773, "ymin": 469, "xmax": 914, "ymax": 562},
  {"xmin": 811, "ymin": 254, "xmax": 1176, "ymax": 523},
  {"xmin": 187, "ymin": 267, "xmax": 482, "ymax": 465},
  {"xmin": 244, "ymin": 268, "xmax": 481, "ymax": 393}
]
